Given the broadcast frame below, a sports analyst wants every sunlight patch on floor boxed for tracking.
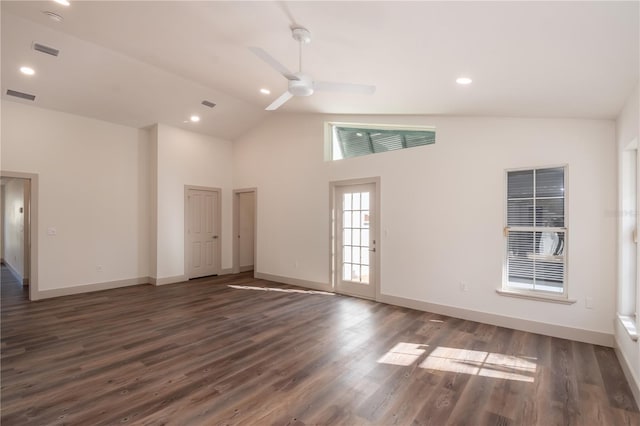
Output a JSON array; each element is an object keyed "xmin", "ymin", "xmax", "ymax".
[
  {"xmin": 377, "ymin": 343, "xmax": 537, "ymax": 382},
  {"xmin": 227, "ymin": 285, "xmax": 334, "ymax": 295},
  {"xmin": 377, "ymin": 342, "xmax": 429, "ymax": 366}
]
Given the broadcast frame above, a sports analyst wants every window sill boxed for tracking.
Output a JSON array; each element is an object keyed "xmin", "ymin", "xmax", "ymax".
[
  {"xmin": 618, "ymin": 314, "xmax": 639, "ymax": 342},
  {"xmin": 496, "ymin": 288, "xmax": 576, "ymax": 305}
]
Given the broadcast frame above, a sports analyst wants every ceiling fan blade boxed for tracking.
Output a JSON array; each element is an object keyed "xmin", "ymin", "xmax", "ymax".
[
  {"xmin": 248, "ymin": 46, "xmax": 299, "ymax": 81},
  {"xmin": 313, "ymin": 81, "xmax": 376, "ymax": 95},
  {"xmin": 265, "ymin": 91, "xmax": 293, "ymax": 111}
]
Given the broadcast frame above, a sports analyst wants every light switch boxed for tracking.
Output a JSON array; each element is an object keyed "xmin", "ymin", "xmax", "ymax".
[
  {"xmin": 47, "ymin": 227, "xmax": 57, "ymax": 236},
  {"xmin": 585, "ymin": 297, "xmax": 594, "ymax": 309}
]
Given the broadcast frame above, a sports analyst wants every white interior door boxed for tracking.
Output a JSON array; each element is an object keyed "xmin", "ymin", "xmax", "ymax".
[
  {"xmin": 187, "ymin": 189, "xmax": 219, "ymax": 278},
  {"xmin": 335, "ymin": 182, "xmax": 377, "ymax": 299}
]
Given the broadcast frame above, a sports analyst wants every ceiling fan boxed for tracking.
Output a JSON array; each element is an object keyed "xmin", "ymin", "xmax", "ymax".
[{"xmin": 249, "ymin": 27, "xmax": 376, "ymax": 111}]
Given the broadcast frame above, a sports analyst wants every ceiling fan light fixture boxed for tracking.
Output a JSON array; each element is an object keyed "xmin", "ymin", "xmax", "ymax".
[
  {"xmin": 288, "ymin": 73, "xmax": 313, "ymax": 96},
  {"xmin": 292, "ymin": 27, "xmax": 312, "ymax": 44}
]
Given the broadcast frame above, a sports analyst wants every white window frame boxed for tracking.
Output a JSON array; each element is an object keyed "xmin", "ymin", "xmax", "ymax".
[{"xmin": 498, "ymin": 164, "xmax": 575, "ymax": 304}]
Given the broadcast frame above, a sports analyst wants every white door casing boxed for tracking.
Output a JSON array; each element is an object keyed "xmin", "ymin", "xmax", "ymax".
[{"xmin": 238, "ymin": 192, "xmax": 255, "ymax": 271}]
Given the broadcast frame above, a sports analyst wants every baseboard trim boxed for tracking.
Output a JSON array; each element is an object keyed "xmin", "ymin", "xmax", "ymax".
[
  {"xmin": 34, "ymin": 276, "xmax": 150, "ymax": 300},
  {"xmin": 239, "ymin": 265, "xmax": 254, "ymax": 273},
  {"xmin": 255, "ymin": 272, "xmax": 332, "ymax": 292},
  {"xmin": 220, "ymin": 268, "xmax": 234, "ymax": 275},
  {"xmin": 250, "ymin": 273, "xmax": 613, "ymax": 347},
  {"xmin": 378, "ymin": 293, "xmax": 613, "ymax": 347},
  {"xmin": 614, "ymin": 338, "xmax": 640, "ymax": 408},
  {"xmin": 4, "ymin": 261, "xmax": 23, "ymax": 284},
  {"xmin": 150, "ymin": 275, "xmax": 187, "ymax": 286}
]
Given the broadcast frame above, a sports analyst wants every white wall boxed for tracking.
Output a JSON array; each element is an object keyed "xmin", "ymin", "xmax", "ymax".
[
  {"xmin": 1, "ymin": 100, "xmax": 150, "ymax": 291},
  {"xmin": 152, "ymin": 124, "xmax": 234, "ymax": 280},
  {"xmin": 2, "ymin": 178, "xmax": 26, "ymax": 279},
  {"xmin": 616, "ymin": 84, "xmax": 640, "ymax": 397},
  {"xmin": 234, "ymin": 113, "xmax": 617, "ymax": 337}
]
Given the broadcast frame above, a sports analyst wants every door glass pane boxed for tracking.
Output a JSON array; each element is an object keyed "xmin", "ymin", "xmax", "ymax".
[
  {"xmin": 361, "ymin": 265, "xmax": 370, "ymax": 284},
  {"xmin": 343, "ymin": 193, "xmax": 352, "ymax": 210},
  {"xmin": 352, "ymin": 229, "xmax": 361, "ymax": 246},
  {"xmin": 361, "ymin": 192, "xmax": 370, "ymax": 209},
  {"xmin": 352, "ymin": 246, "xmax": 361, "ymax": 264},
  {"xmin": 361, "ymin": 211, "xmax": 370, "ymax": 229},
  {"xmin": 352, "ymin": 264, "xmax": 361, "ymax": 281},
  {"xmin": 344, "ymin": 228, "xmax": 352, "ymax": 245},
  {"xmin": 344, "ymin": 212, "xmax": 352, "ymax": 228},
  {"xmin": 353, "ymin": 211, "xmax": 361, "ymax": 228},
  {"xmin": 361, "ymin": 229, "xmax": 370, "ymax": 245},
  {"xmin": 343, "ymin": 263, "xmax": 352, "ymax": 281},
  {"xmin": 361, "ymin": 249, "xmax": 369, "ymax": 266},
  {"xmin": 340, "ymin": 188, "xmax": 374, "ymax": 285},
  {"xmin": 353, "ymin": 192, "xmax": 361, "ymax": 210},
  {"xmin": 343, "ymin": 247, "xmax": 352, "ymax": 263}
]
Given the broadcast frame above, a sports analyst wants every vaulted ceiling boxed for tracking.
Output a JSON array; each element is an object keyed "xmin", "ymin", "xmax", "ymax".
[{"xmin": 2, "ymin": 1, "xmax": 638, "ymax": 140}]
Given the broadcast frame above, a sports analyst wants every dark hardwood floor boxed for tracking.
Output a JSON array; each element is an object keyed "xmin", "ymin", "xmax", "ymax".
[{"xmin": 1, "ymin": 267, "xmax": 638, "ymax": 425}]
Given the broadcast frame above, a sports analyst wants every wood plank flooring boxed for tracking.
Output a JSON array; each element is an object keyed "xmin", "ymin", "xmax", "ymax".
[{"xmin": 1, "ymin": 267, "xmax": 638, "ymax": 425}]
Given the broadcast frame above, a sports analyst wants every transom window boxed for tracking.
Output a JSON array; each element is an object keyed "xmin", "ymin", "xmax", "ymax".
[
  {"xmin": 504, "ymin": 166, "xmax": 567, "ymax": 295},
  {"xmin": 329, "ymin": 124, "xmax": 435, "ymax": 160}
]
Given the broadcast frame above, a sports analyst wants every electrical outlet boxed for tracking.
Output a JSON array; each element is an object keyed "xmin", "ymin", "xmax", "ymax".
[
  {"xmin": 96, "ymin": 265, "xmax": 103, "ymax": 273},
  {"xmin": 459, "ymin": 281, "xmax": 469, "ymax": 292}
]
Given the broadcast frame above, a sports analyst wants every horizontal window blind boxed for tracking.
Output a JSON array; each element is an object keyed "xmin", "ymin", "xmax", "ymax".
[
  {"xmin": 333, "ymin": 126, "xmax": 435, "ymax": 160},
  {"xmin": 505, "ymin": 166, "xmax": 566, "ymax": 294}
]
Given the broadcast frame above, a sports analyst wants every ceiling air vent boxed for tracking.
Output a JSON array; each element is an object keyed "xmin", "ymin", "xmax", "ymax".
[
  {"xmin": 201, "ymin": 100, "xmax": 216, "ymax": 108},
  {"xmin": 33, "ymin": 42, "xmax": 60, "ymax": 57},
  {"xmin": 6, "ymin": 90, "xmax": 36, "ymax": 101}
]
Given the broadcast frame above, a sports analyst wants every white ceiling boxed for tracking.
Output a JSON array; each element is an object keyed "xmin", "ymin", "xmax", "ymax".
[{"xmin": 1, "ymin": 1, "xmax": 638, "ymax": 140}]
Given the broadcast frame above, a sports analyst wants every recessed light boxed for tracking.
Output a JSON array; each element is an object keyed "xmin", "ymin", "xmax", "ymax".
[
  {"xmin": 53, "ymin": 0, "xmax": 70, "ymax": 6},
  {"xmin": 456, "ymin": 77, "xmax": 472, "ymax": 85},
  {"xmin": 190, "ymin": 115, "xmax": 200, "ymax": 122},
  {"xmin": 42, "ymin": 11, "xmax": 64, "ymax": 22},
  {"xmin": 20, "ymin": 66, "xmax": 35, "ymax": 76},
  {"xmin": 260, "ymin": 88, "xmax": 271, "ymax": 95}
]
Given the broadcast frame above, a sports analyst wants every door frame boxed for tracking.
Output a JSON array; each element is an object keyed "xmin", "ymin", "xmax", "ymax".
[
  {"xmin": 184, "ymin": 185, "xmax": 222, "ymax": 279},
  {"xmin": 1, "ymin": 170, "xmax": 39, "ymax": 301},
  {"xmin": 232, "ymin": 188, "xmax": 258, "ymax": 274},
  {"xmin": 329, "ymin": 177, "xmax": 381, "ymax": 300}
]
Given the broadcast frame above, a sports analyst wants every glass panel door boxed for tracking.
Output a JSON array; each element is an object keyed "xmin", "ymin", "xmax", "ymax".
[{"xmin": 335, "ymin": 182, "xmax": 377, "ymax": 299}]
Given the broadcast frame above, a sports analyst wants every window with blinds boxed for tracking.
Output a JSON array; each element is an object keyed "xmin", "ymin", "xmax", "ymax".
[
  {"xmin": 504, "ymin": 166, "xmax": 567, "ymax": 295},
  {"xmin": 331, "ymin": 124, "xmax": 435, "ymax": 160}
]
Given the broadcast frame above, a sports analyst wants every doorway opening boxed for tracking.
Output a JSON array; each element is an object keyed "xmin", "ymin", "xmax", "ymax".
[
  {"xmin": 330, "ymin": 177, "xmax": 380, "ymax": 300},
  {"xmin": 0, "ymin": 171, "xmax": 38, "ymax": 301},
  {"xmin": 233, "ymin": 188, "xmax": 257, "ymax": 274},
  {"xmin": 184, "ymin": 186, "xmax": 222, "ymax": 279}
]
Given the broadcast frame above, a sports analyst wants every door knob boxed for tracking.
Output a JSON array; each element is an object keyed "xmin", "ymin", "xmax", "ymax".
[
  {"xmin": 213, "ymin": 235, "xmax": 219, "ymax": 239},
  {"xmin": 369, "ymin": 248, "xmax": 376, "ymax": 252}
]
